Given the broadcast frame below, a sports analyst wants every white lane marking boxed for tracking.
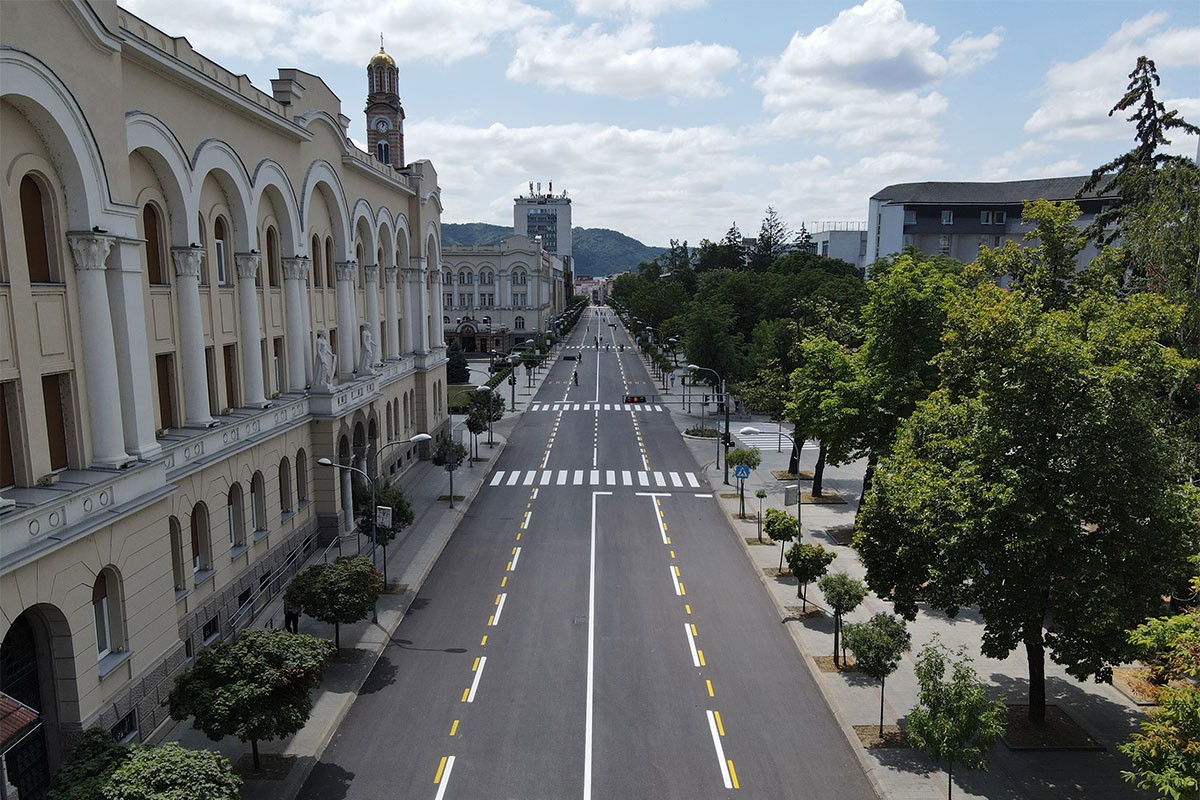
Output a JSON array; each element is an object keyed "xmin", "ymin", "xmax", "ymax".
[
  {"xmin": 573, "ymin": 470, "xmax": 584, "ymax": 485},
  {"xmin": 669, "ymin": 565, "xmax": 683, "ymax": 595},
  {"xmin": 653, "ymin": 471, "xmax": 666, "ymax": 487},
  {"xmin": 670, "ymin": 472, "xmax": 682, "ymax": 487},
  {"xmin": 506, "ymin": 471, "xmax": 520, "ymax": 486},
  {"xmin": 605, "ymin": 470, "xmax": 616, "ymax": 485},
  {"xmin": 523, "ymin": 470, "xmax": 536, "ymax": 485},
  {"xmin": 687, "ymin": 473, "xmax": 701, "ymax": 488},
  {"xmin": 584, "ymin": 492, "xmax": 612, "ymax": 800},
  {"xmin": 492, "ymin": 593, "xmax": 507, "ymax": 625},
  {"xmin": 707, "ymin": 710, "xmax": 733, "ymax": 789},
  {"xmin": 638, "ymin": 472, "xmax": 650, "ymax": 486},
  {"xmin": 651, "ymin": 496, "xmax": 670, "ymax": 545},
  {"xmin": 589, "ymin": 469, "xmax": 600, "ymax": 485},
  {"xmin": 574, "ymin": 404, "xmax": 581, "ymax": 411},
  {"xmin": 434, "ymin": 756, "xmax": 455, "ymax": 800},
  {"xmin": 557, "ymin": 470, "xmax": 569, "ymax": 485},
  {"xmin": 490, "ymin": 472, "xmax": 504, "ymax": 486},
  {"xmin": 641, "ymin": 453, "xmax": 650, "ymax": 471},
  {"xmin": 685, "ymin": 623, "xmax": 702, "ymax": 667},
  {"xmin": 510, "ymin": 547, "xmax": 521, "ymax": 570},
  {"xmin": 540, "ymin": 470, "xmax": 552, "ymax": 485},
  {"xmin": 622, "ymin": 470, "xmax": 632, "ymax": 486},
  {"xmin": 532, "ymin": 488, "xmax": 539, "ymax": 500},
  {"xmin": 466, "ymin": 656, "xmax": 487, "ymax": 702}
]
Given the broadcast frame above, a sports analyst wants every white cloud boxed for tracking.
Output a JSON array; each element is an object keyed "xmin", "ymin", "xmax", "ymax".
[
  {"xmin": 506, "ymin": 20, "xmax": 739, "ymax": 99},
  {"xmin": 1024, "ymin": 12, "xmax": 1200, "ymax": 143},
  {"xmin": 122, "ymin": 0, "xmax": 552, "ymax": 64},
  {"xmin": 571, "ymin": 0, "xmax": 707, "ymax": 17},
  {"xmin": 947, "ymin": 28, "xmax": 1004, "ymax": 74}
]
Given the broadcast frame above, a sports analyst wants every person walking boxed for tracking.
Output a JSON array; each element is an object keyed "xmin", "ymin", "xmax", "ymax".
[
  {"xmin": 284, "ymin": 596, "xmax": 302, "ymax": 634},
  {"xmin": 573, "ymin": 369, "xmax": 579, "ymax": 386}
]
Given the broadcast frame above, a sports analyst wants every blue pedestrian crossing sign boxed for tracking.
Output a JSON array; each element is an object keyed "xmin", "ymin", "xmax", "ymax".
[{"xmin": 734, "ymin": 465, "xmax": 751, "ymax": 480}]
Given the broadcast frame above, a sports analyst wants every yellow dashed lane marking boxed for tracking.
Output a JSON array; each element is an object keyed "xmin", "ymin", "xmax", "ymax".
[
  {"xmin": 449, "ymin": 720, "xmax": 459, "ymax": 736},
  {"xmin": 707, "ymin": 680, "xmax": 715, "ymax": 697}
]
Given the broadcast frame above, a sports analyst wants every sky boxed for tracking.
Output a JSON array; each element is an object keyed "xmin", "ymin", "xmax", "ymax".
[{"xmin": 121, "ymin": 0, "xmax": 1200, "ymax": 248}]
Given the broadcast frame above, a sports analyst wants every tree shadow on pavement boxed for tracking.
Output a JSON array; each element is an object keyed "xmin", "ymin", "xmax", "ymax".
[{"xmin": 296, "ymin": 760, "xmax": 354, "ymax": 800}]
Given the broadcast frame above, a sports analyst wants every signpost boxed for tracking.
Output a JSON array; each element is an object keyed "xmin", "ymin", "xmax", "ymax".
[{"xmin": 735, "ymin": 465, "xmax": 751, "ymax": 517}]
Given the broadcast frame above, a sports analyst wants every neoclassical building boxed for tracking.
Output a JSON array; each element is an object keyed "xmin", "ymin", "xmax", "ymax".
[
  {"xmin": 441, "ymin": 234, "xmax": 568, "ymax": 354},
  {"xmin": 0, "ymin": 2, "xmax": 448, "ymax": 795}
]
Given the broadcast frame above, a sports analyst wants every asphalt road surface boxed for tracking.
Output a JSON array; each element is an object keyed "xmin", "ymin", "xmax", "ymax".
[{"xmin": 298, "ymin": 307, "xmax": 874, "ymax": 799}]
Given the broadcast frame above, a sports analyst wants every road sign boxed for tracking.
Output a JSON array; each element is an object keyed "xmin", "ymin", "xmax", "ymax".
[{"xmin": 734, "ymin": 465, "xmax": 751, "ymax": 480}]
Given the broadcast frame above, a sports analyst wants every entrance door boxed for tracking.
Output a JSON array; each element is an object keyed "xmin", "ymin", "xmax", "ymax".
[{"xmin": 1, "ymin": 616, "xmax": 51, "ymax": 799}]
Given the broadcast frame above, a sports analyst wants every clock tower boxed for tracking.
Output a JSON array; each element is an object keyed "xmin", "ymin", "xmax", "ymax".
[{"xmin": 365, "ymin": 36, "xmax": 404, "ymax": 169}]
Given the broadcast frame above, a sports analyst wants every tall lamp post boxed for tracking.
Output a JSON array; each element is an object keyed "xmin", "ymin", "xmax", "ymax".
[
  {"xmin": 741, "ymin": 426, "xmax": 801, "ymax": 543},
  {"xmin": 690, "ymin": 364, "xmax": 730, "ymax": 484},
  {"xmin": 465, "ymin": 367, "xmax": 497, "ymax": 446}
]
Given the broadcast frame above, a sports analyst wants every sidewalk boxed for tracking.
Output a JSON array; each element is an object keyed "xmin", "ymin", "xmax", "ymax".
[
  {"xmin": 667, "ymin": 404, "xmax": 1151, "ymax": 800},
  {"xmin": 161, "ymin": 351, "xmax": 563, "ymax": 799}
]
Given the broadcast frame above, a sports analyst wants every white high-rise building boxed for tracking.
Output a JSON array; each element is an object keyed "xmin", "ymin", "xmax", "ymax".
[{"xmin": 514, "ymin": 182, "xmax": 573, "ymax": 271}]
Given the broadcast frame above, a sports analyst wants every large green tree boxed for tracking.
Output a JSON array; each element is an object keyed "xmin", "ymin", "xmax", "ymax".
[
  {"xmin": 785, "ymin": 335, "xmax": 857, "ymax": 496},
  {"xmin": 168, "ymin": 629, "xmax": 334, "ymax": 770},
  {"xmin": 856, "ymin": 279, "xmax": 1199, "ymax": 723},
  {"xmin": 101, "ymin": 744, "xmax": 240, "ymax": 800},
  {"xmin": 286, "ymin": 556, "xmax": 383, "ymax": 650},
  {"xmin": 785, "ymin": 541, "xmax": 836, "ymax": 612}
]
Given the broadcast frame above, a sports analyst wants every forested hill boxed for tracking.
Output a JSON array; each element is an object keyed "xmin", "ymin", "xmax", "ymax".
[{"xmin": 441, "ymin": 222, "xmax": 667, "ymax": 277}]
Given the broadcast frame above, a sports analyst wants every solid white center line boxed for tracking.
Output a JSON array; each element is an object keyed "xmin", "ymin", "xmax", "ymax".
[
  {"xmin": 434, "ymin": 755, "xmax": 455, "ymax": 800},
  {"xmin": 466, "ymin": 656, "xmax": 486, "ymax": 702},
  {"xmin": 706, "ymin": 710, "xmax": 733, "ymax": 789},
  {"xmin": 685, "ymin": 623, "xmax": 702, "ymax": 667},
  {"xmin": 584, "ymin": 491, "xmax": 611, "ymax": 800},
  {"xmin": 492, "ymin": 593, "xmax": 507, "ymax": 625},
  {"xmin": 510, "ymin": 547, "xmax": 521, "ymax": 570},
  {"xmin": 670, "ymin": 565, "xmax": 683, "ymax": 596}
]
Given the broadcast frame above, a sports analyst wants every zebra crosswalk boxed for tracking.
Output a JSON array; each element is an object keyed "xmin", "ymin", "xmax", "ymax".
[
  {"xmin": 735, "ymin": 429, "xmax": 818, "ymax": 452},
  {"xmin": 487, "ymin": 469, "xmax": 703, "ymax": 489},
  {"xmin": 528, "ymin": 402, "xmax": 667, "ymax": 413}
]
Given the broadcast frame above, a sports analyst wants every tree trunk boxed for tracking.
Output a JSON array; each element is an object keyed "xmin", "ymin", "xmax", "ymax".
[
  {"xmin": 251, "ymin": 738, "xmax": 261, "ymax": 771},
  {"xmin": 854, "ymin": 453, "xmax": 878, "ymax": 526},
  {"xmin": 778, "ymin": 541, "xmax": 786, "ymax": 572},
  {"xmin": 1025, "ymin": 624, "xmax": 1047, "ymax": 724},
  {"xmin": 879, "ymin": 675, "xmax": 886, "ymax": 737},
  {"xmin": 334, "ymin": 621, "xmax": 341, "ymax": 651},
  {"xmin": 797, "ymin": 580, "xmax": 804, "ymax": 602},
  {"xmin": 832, "ymin": 612, "xmax": 841, "ymax": 667},
  {"xmin": 788, "ymin": 438, "xmax": 801, "ymax": 475},
  {"xmin": 812, "ymin": 440, "xmax": 828, "ymax": 497},
  {"xmin": 947, "ymin": 761, "xmax": 954, "ymax": 800}
]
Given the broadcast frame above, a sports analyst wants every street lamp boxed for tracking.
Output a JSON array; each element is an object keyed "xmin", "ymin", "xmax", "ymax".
[
  {"xmin": 690, "ymin": 364, "xmax": 731, "ymax": 484},
  {"xmin": 741, "ymin": 426, "xmax": 802, "ymax": 544},
  {"xmin": 475, "ymin": 384, "xmax": 495, "ymax": 446}
]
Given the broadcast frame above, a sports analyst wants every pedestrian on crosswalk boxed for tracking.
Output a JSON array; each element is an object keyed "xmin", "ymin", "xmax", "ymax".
[{"xmin": 573, "ymin": 369, "xmax": 579, "ymax": 385}]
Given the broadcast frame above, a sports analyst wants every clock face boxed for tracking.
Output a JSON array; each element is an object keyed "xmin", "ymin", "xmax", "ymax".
[{"xmin": 375, "ymin": 119, "xmax": 389, "ymax": 133}]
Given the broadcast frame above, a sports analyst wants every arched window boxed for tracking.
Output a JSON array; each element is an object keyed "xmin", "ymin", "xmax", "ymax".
[
  {"xmin": 279, "ymin": 457, "xmax": 293, "ymax": 515},
  {"xmin": 480, "ymin": 270, "xmax": 494, "ymax": 286},
  {"xmin": 442, "ymin": 270, "xmax": 452, "ymax": 285},
  {"xmin": 312, "ymin": 235, "xmax": 323, "ymax": 288},
  {"xmin": 169, "ymin": 516, "xmax": 186, "ymax": 592},
  {"xmin": 515, "ymin": 316, "xmax": 525, "ymax": 330},
  {"xmin": 403, "ymin": 393, "xmax": 410, "ymax": 432},
  {"xmin": 386, "ymin": 403, "xmax": 393, "ymax": 441},
  {"xmin": 296, "ymin": 448, "xmax": 309, "ymax": 503},
  {"xmin": 377, "ymin": 141, "xmax": 389, "ymax": 164},
  {"xmin": 214, "ymin": 217, "xmax": 230, "ymax": 285},
  {"xmin": 197, "ymin": 215, "xmax": 210, "ymax": 285},
  {"xmin": 325, "ymin": 237, "xmax": 335, "ymax": 288},
  {"xmin": 227, "ymin": 483, "xmax": 245, "ymax": 548},
  {"xmin": 143, "ymin": 204, "xmax": 166, "ymax": 285},
  {"xmin": 266, "ymin": 227, "xmax": 281, "ymax": 288},
  {"xmin": 93, "ymin": 570, "xmax": 118, "ymax": 658},
  {"xmin": 20, "ymin": 175, "xmax": 56, "ymax": 283},
  {"xmin": 190, "ymin": 503, "xmax": 212, "ymax": 574},
  {"xmin": 458, "ymin": 270, "xmax": 472, "ymax": 285},
  {"xmin": 443, "ymin": 315, "xmax": 450, "ymax": 324},
  {"xmin": 251, "ymin": 471, "xmax": 267, "ymax": 532},
  {"xmin": 355, "ymin": 244, "xmax": 365, "ymax": 287},
  {"xmin": 512, "ymin": 270, "xmax": 527, "ymax": 286}
]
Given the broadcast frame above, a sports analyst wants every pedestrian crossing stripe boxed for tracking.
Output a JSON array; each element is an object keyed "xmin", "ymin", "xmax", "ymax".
[
  {"xmin": 488, "ymin": 469, "xmax": 702, "ymax": 489},
  {"xmin": 528, "ymin": 402, "xmax": 666, "ymax": 412}
]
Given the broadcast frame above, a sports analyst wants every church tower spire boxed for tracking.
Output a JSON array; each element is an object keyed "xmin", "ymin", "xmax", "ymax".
[{"xmin": 365, "ymin": 35, "xmax": 404, "ymax": 169}]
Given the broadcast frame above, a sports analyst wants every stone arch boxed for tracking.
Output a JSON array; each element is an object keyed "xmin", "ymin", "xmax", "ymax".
[
  {"xmin": 251, "ymin": 159, "xmax": 301, "ymax": 257},
  {"xmin": 126, "ymin": 112, "xmax": 196, "ymax": 245},
  {"xmin": 351, "ymin": 200, "xmax": 376, "ymax": 263},
  {"xmin": 300, "ymin": 160, "xmax": 350, "ymax": 262},
  {"xmin": 192, "ymin": 139, "xmax": 254, "ymax": 251}
]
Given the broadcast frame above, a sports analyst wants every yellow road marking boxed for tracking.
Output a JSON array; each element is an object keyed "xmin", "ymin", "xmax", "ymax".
[
  {"xmin": 666, "ymin": 537, "xmax": 671, "ymax": 544},
  {"xmin": 506, "ymin": 561, "xmax": 513, "ymax": 571},
  {"xmin": 698, "ymin": 650, "xmax": 706, "ymax": 666},
  {"xmin": 512, "ymin": 547, "xmax": 518, "ymax": 554},
  {"xmin": 473, "ymin": 657, "xmax": 481, "ymax": 670},
  {"xmin": 487, "ymin": 614, "xmax": 495, "ymax": 626},
  {"xmin": 460, "ymin": 688, "xmax": 469, "ymax": 702},
  {"xmin": 674, "ymin": 566, "xmax": 680, "ymax": 577},
  {"xmin": 516, "ymin": 533, "xmax": 521, "ymax": 540},
  {"xmin": 707, "ymin": 679, "xmax": 714, "ymax": 697},
  {"xmin": 495, "ymin": 594, "xmax": 502, "ymax": 605},
  {"xmin": 714, "ymin": 710, "xmax": 724, "ymax": 735},
  {"xmin": 449, "ymin": 720, "xmax": 459, "ymax": 736},
  {"xmin": 727, "ymin": 760, "xmax": 739, "ymax": 789},
  {"xmin": 663, "ymin": 524, "xmax": 668, "ymax": 531},
  {"xmin": 501, "ymin": 576, "xmax": 508, "ymax": 587},
  {"xmin": 680, "ymin": 582, "xmax": 686, "ymax": 595},
  {"xmin": 685, "ymin": 604, "xmax": 691, "ymax": 615},
  {"xmin": 480, "ymin": 635, "xmax": 488, "ymax": 646},
  {"xmin": 670, "ymin": 550, "xmax": 675, "ymax": 558},
  {"xmin": 691, "ymin": 623, "xmax": 698, "ymax": 636},
  {"xmin": 435, "ymin": 756, "xmax": 448, "ymax": 783}
]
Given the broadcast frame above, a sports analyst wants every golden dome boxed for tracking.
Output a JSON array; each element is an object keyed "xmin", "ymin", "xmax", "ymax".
[{"xmin": 369, "ymin": 48, "xmax": 395, "ymax": 68}]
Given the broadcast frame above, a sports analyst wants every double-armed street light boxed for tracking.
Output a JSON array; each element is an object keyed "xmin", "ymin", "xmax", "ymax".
[{"xmin": 690, "ymin": 364, "xmax": 731, "ymax": 484}]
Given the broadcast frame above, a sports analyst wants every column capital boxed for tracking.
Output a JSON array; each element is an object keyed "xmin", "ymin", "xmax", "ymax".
[
  {"xmin": 409, "ymin": 256, "xmax": 427, "ymax": 271},
  {"xmin": 282, "ymin": 257, "xmax": 310, "ymax": 281},
  {"xmin": 234, "ymin": 252, "xmax": 261, "ymax": 280},
  {"xmin": 171, "ymin": 246, "xmax": 204, "ymax": 278},
  {"xmin": 67, "ymin": 233, "xmax": 114, "ymax": 271},
  {"xmin": 335, "ymin": 261, "xmax": 358, "ymax": 283},
  {"xmin": 364, "ymin": 264, "xmax": 380, "ymax": 284},
  {"xmin": 383, "ymin": 266, "xmax": 398, "ymax": 283}
]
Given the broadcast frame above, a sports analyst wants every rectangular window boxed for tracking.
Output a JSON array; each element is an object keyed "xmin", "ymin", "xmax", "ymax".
[
  {"xmin": 481, "ymin": 293, "xmax": 494, "ymax": 308},
  {"xmin": 110, "ymin": 711, "xmax": 138, "ymax": 744},
  {"xmin": 42, "ymin": 374, "xmax": 68, "ymax": 470},
  {"xmin": 205, "ymin": 347, "xmax": 219, "ymax": 416},
  {"xmin": 215, "ymin": 239, "xmax": 229, "ymax": 285},
  {"xmin": 994, "ymin": 211, "xmax": 1007, "ymax": 224},
  {"xmin": 994, "ymin": 235, "xmax": 1003, "ymax": 248},
  {"xmin": 940, "ymin": 210, "xmax": 953, "ymax": 225},
  {"xmin": 1, "ymin": 383, "xmax": 16, "ymax": 488},
  {"xmin": 201, "ymin": 615, "xmax": 219, "ymax": 643},
  {"xmin": 223, "ymin": 344, "xmax": 238, "ymax": 410},
  {"xmin": 513, "ymin": 293, "xmax": 526, "ymax": 306},
  {"xmin": 980, "ymin": 211, "xmax": 993, "ymax": 225},
  {"xmin": 903, "ymin": 210, "xmax": 916, "ymax": 226},
  {"xmin": 939, "ymin": 234, "xmax": 951, "ymax": 255},
  {"xmin": 93, "ymin": 595, "xmax": 110, "ymax": 657},
  {"xmin": 459, "ymin": 292, "xmax": 471, "ymax": 307},
  {"xmin": 155, "ymin": 353, "xmax": 175, "ymax": 431},
  {"xmin": 443, "ymin": 293, "xmax": 453, "ymax": 309},
  {"xmin": 273, "ymin": 337, "xmax": 285, "ymax": 395}
]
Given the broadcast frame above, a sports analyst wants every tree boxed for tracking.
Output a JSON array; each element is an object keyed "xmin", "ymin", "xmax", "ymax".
[
  {"xmin": 785, "ymin": 336, "xmax": 857, "ymax": 496},
  {"xmin": 465, "ymin": 412, "xmax": 486, "ymax": 462},
  {"xmin": 725, "ymin": 446, "xmax": 762, "ymax": 517},
  {"xmin": 855, "ymin": 279, "xmax": 1199, "ymax": 723},
  {"xmin": 46, "ymin": 728, "xmax": 128, "ymax": 800},
  {"xmin": 817, "ymin": 572, "xmax": 867, "ymax": 668},
  {"xmin": 370, "ymin": 481, "xmax": 414, "ymax": 547},
  {"xmin": 102, "ymin": 743, "xmax": 240, "ymax": 800},
  {"xmin": 1080, "ymin": 56, "xmax": 1200, "ymax": 247},
  {"xmin": 749, "ymin": 207, "xmax": 793, "ymax": 272},
  {"xmin": 906, "ymin": 639, "xmax": 1007, "ymax": 800},
  {"xmin": 795, "ymin": 223, "xmax": 815, "ymax": 254},
  {"xmin": 286, "ymin": 556, "xmax": 382, "ymax": 650},
  {"xmin": 430, "ymin": 433, "xmax": 468, "ymax": 507},
  {"xmin": 168, "ymin": 628, "xmax": 334, "ymax": 771},
  {"xmin": 976, "ymin": 199, "xmax": 1086, "ymax": 311},
  {"xmin": 763, "ymin": 507, "xmax": 796, "ymax": 572},
  {"xmin": 446, "ymin": 339, "xmax": 471, "ymax": 383},
  {"xmin": 843, "ymin": 613, "xmax": 911, "ymax": 736},
  {"xmin": 785, "ymin": 541, "xmax": 836, "ymax": 611},
  {"xmin": 1119, "ymin": 685, "xmax": 1200, "ymax": 800}
]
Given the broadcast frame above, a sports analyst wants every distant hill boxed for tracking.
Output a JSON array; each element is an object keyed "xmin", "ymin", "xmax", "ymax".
[{"xmin": 442, "ymin": 222, "xmax": 666, "ymax": 277}]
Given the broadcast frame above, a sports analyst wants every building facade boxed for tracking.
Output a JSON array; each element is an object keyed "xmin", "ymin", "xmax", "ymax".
[
  {"xmin": 513, "ymin": 182, "xmax": 572, "ymax": 271},
  {"xmin": 441, "ymin": 235, "xmax": 567, "ymax": 354},
  {"xmin": 0, "ymin": 2, "xmax": 448, "ymax": 796},
  {"xmin": 865, "ymin": 176, "xmax": 1117, "ymax": 272}
]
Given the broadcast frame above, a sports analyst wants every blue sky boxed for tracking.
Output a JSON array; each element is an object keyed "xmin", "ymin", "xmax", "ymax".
[{"xmin": 122, "ymin": 0, "xmax": 1199, "ymax": 247}]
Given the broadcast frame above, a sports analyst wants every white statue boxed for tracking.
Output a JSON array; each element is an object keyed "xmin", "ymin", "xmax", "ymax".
[
  {"xmin": 358, "ymin": 325, "xmax": 378, "ymax": 375},
  {"xmin": 313, "ymin": 331, "xmax": 335, "ymax": 391}
]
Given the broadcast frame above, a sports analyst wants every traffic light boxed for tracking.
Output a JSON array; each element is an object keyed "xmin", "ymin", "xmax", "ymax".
[
  {"xmin": 509, "ymin": 374, "xmax": 516, "ymax": 385},
  {"xmin": 721, "ymin": 432, "xmax": 732, "ymax": 446},
  {"xmin": 623, "ymin": 395, "xmax": 647, "ymax": 403}
]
